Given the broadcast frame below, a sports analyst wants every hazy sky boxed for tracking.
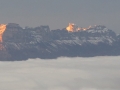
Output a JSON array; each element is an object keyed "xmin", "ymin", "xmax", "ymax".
[{"xmin": 0, "ymin": 0, "xmax": 120, "ymax": 32}]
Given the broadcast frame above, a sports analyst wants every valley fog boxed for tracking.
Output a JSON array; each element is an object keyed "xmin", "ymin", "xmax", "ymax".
[{"xmin": 0, "ymin": 56, "xmax": 120, "ymax": 90}]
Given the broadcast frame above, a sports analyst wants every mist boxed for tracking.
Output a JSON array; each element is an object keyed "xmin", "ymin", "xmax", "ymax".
[{"xmin": 0, "ymin": 56, "xmax": 120, "ymax": 90}]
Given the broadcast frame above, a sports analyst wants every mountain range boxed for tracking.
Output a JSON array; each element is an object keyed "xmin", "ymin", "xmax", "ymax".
[{"xmin": 0, "ymin": 23, "xmax": 120, "ymax": 61}]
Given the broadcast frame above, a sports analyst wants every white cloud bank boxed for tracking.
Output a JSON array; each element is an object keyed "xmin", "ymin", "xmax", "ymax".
[{"xmin": 0, "ymin": 56, "xmax": 120, "ymax": 90}]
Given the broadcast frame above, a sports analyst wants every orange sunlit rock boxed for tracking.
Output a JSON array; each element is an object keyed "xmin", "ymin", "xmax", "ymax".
[
  {"xmin": 66, "ymin": 23, "xmax": 94, "ymax": 32},
  {"xmin": 66, "ymin": 23, "xmax": 88, "ymax": 32},
  {"xmin": 66, "ymin": 23, "xmax": 75, "ymax": 32},
  {"xmin": 0, "ymin": 24, "xmax": 7, "ymax": 50},
  {"xmin": 0, "ymin": 24, "xmax": 7, "ymax": 42}
]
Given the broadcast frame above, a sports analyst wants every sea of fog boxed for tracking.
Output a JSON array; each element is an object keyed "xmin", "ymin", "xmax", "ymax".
[{"xmin": 0, "ymin": 56, "xmax": 120, "ymax": 90}]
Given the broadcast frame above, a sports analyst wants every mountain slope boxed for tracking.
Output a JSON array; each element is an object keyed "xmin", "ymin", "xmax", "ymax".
[{"xmin": 0, "ymin": 23, "xmax": 119, "ymax": 60}]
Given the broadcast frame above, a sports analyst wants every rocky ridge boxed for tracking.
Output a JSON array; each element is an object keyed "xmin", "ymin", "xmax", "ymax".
[{"xmin": 0, "ymin": 23, "xmax": 119, "ymax": 61}]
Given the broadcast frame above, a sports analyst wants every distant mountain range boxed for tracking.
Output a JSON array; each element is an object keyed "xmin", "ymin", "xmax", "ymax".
[{"xmin": 0, "ymin": 23, "xmax": 120, "ymax": 61}]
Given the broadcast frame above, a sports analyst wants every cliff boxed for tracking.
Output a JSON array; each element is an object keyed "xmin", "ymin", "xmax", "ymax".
[{"xmin": 0, "ymin": 23, "xmax": 119, "ymax": 61}]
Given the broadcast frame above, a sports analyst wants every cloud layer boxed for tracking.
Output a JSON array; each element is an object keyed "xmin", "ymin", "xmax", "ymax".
[{"xmin": 0, "ymin": 56, "xmax": 120, "ymax": 90}]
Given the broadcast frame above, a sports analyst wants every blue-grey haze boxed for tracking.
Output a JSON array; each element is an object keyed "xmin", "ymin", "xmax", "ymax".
[{"xmin": 0, "ymin": 0, "xmax": 120, "ymax": 33}]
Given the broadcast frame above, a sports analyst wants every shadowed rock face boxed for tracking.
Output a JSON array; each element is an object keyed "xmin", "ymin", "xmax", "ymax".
[{"xmin": 0, "ymin": 23, "xmax": 120, "ymax": 61}]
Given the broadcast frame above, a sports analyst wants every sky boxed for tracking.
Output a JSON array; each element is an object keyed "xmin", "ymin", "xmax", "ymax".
[
  {"xmin": 0, "ymin": 56, "xmax": 120, "ymax": 90},
  {"xmin": 0, "ymin": 0, "xmax": 120, "ymax": 32}
]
